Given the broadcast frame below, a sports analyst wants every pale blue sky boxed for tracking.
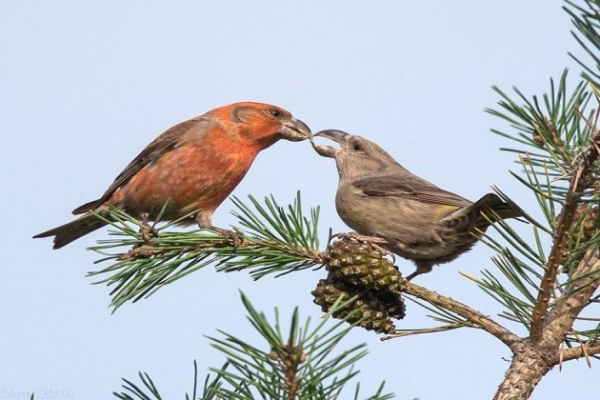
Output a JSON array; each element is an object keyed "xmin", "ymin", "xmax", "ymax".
[{"xmin": 1, "ymin": 1, "xmax": 596, "ymax": 399}]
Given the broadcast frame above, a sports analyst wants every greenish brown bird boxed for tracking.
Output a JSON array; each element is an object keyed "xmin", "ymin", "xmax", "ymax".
[{"xmin": 312, "ymin": 129, "xmax": 521, "ymax": 280}]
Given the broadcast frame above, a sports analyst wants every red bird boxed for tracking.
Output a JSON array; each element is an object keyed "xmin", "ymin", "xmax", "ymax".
[{"xmin": 34, "ymin": 102, "xmax": 311, "ymax": 249}]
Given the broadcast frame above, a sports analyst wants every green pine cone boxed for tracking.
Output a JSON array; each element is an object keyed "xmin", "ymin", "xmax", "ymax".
[
  {"xmin": 325, "ymin": 238, "xmax": 404, "ymax": 294},
  {"xmin": 574, "ymin": 205, "xmax": 599, "ymax": 243},
  {"xmin": 311, "ymin": 277, "xmax": 403, "ymax": 334},
  {"xmin": 377, "ymin": 289, "xmax": 407, "ymax": 320},
  {"xmin": 314, "ymin": 237, "xmax": 407, "ymax": 334},
  {"xmin": 560, "ymin": 205, "xmax": 600, "ymax": 270}
]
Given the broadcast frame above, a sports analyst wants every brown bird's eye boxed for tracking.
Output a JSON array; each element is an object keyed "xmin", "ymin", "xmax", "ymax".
[
  {"xmin": 270, "ymin": 109, "xmax": 281, "ymax": 117},
  {"xmin": 353, "ymin": 143, "xmax": 363, "ymax": 151}
]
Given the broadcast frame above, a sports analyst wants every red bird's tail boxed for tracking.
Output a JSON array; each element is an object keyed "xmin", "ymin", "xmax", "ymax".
[{"xmin": 33, "ymin": 213, "xmax": 107, "ymax": 249}]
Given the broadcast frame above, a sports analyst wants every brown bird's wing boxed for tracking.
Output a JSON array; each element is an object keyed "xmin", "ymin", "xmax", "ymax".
[
  {"xmin": 352, "ymin": 175, "xmax": 472, "ymax": 208},
  {"xmin": 72, "ymin": 117, "xmax": 210, "ymax": 214}
]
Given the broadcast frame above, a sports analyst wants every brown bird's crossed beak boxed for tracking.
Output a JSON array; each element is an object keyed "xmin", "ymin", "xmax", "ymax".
[
  {"xmin": 311, "ymin": 129, "xmax": 350, "ymax": 158},
  {"xmin": 279, "ymin": 118, "xmax": 312, "ymax": 142}
]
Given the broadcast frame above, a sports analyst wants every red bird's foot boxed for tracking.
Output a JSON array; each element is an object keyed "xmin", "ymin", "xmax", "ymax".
[
  {"xmin": 117, "ymin": 214, "xmax": 159, "ymax": 260},
  {"xmin": 139, "ymin": 213, "xmax": 158, "ymax": 244},
  {"xmin": 210, "ymin": 226, "xmax": 244, "ymax": 250}
]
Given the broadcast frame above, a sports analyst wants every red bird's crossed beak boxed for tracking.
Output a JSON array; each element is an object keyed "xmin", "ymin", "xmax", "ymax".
[
  {"xmin": 311, "ymin": 129, "xmax": 350, "ymax": 158},
  {"xmin": 279, "ymin": 118, "xmax": 312, "ymax": 142}
]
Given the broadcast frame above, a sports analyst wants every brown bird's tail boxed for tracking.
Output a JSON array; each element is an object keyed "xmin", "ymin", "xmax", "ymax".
[
  {"xmin": 442, "ymin": 193, "xmax": 522, "ymax": 235},
  {"xmin": 471, "ymin": 193, "xmax": 522, "ymax": 229},
  {"xmin": 33, "ymin": 213, "xmax": 107, "ymax": 249}
]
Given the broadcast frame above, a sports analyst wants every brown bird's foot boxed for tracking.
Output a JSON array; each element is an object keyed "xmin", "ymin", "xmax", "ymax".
[
  {"xmin": 209, "ymin": 226, "xmax": 244, "ymax": 250},
  {"xmin": 404, "ymin": 270, "xmax": 421, "ymax": 281},
  {"xmin": 405, "ymin": 261, "xmax": 434, "ymax": 281},
  {"xmin": 333, "ymin": 232, "xmax": 391, "ymax": 255},
  {"xmin": 333, "ymin": 231, "xmax": 389, "ymax": 244}
]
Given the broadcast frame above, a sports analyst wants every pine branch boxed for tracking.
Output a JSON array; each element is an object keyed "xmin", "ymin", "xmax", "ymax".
[
  {"xmin": 483, "ymin": 3, "xmax": 600, "ymax": 392},
  {"xmin": 114, "ymin": 293, "xmax": 395, "ymax": 399},
  {"xmin": 219, "ymin": 193, "xmax": 327, "ymax": 278},
  {"xmin": 87, "ymin": 192, "xmax": 326, "ymax": 310},
  {"xmin": 402, "ymin": 281, "xmax": 521, "ymax": 349},
  {"xmin": 381, "ymin": 323, "xmax": 465, "ymax": 341},
  {"xmin": 485, "ymin": 66, "xmax": 600, "ymax": 338},
  {"xmin": 560, "ymin": 343, "xmax": 600, "ymax": 362},
  {"xmin": 528, "ymin": 106, "xmax": 600, "ymax": 341},
  {"xmin": 546, "ymin": 247, "xmax": 600, "ymax": 344},
  {"xmin": 566, "ymin": 0, "xmax": 600, "ymax": 86}
]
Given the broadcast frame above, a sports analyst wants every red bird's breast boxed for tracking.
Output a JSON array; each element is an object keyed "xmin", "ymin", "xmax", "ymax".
[{"xmin": 110, "ymin": 136, "xmax": 260, "ymax": 222}]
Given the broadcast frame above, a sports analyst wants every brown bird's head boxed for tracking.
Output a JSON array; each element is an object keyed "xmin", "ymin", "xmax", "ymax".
[
  {"xmin": 208, "ymin": 102, "xmax": 311, "ymax": 148},
  {"xmin": 312, "ymin": 129, "xmax": 401, "ymax": 179}
]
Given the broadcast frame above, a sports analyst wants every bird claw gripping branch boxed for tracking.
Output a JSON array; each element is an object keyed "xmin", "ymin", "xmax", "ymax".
[
  {"xmin": 332, "ymin": 231, "xmax": 393, "ymax": 259},
  {"xmin": 209, "ymin": 226, "xmax": 244, "ymax": 251},
  {"xmin": 113, "ymin": 213, "xmax": 160, "ymax": 260}
]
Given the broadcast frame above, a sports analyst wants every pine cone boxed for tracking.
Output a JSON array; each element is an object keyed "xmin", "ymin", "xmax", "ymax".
[
  {"xmin": 313, "ymin": 237, "xmax": 407, "ymax": 334},
  {"xmin": 326, "ymin": 238, "xmax": 404, "ymax": 295},
  {"xmin": 561, "ymin": 205, "xmax": 600, "ymax": 271},
  {"xmin": 573, "ymin": 205, "xmax": 599, "ymax": 243},
  {"xmin": 311, "ymin": 278, "xmax": 400, "ymax": 334}
]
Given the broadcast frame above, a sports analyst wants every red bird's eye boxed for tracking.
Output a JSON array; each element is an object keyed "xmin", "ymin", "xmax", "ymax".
[{"xmin": 270, "ymin": 109, "xmax": 281, "ymax": 117}]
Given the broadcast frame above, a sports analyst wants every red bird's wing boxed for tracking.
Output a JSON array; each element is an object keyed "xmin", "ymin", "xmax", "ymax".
[{"xmin": 72, "ymin": 117, "xmax": 211, "ymax": 214}]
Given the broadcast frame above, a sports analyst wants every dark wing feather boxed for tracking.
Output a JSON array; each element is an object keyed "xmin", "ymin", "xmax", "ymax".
[
  {"xmin": 72, "ymin": 117, "xmax": 208, "ymax": 214},
  {"xmin": 353, "ymin": 175, "xmax": 472, "ymax": 208}
]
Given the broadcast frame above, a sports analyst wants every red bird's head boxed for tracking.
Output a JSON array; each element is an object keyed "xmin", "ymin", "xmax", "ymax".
[{"xmin": 207, "ymin": 102, "xmax": 311, "ymax": 148}]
